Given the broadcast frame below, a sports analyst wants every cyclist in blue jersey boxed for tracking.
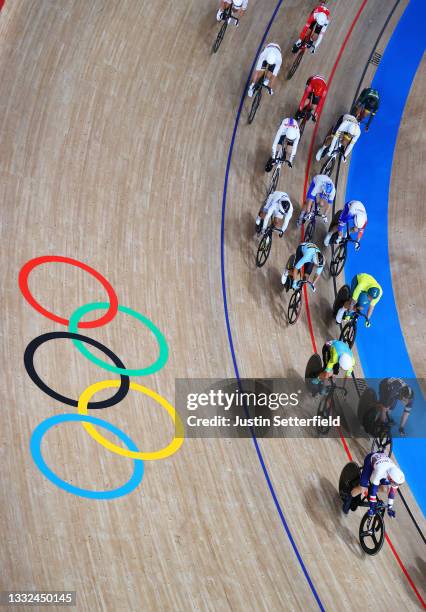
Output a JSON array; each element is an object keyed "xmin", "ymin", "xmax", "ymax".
[
  {"xmin": 297, "ymin": 174, "xmax": 336, "ymax": 227},
  {"xmin": 281, "ymin": 242, "xmax": 324, "ymax": 292},
  {"xmin": 324, "ymin": 200, "xmax": 367, "ymax": 248}
]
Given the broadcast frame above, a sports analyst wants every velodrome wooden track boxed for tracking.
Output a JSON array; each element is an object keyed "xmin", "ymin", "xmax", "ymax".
[{"xmin": 0, "ymin": 1, "xmax": 425, "ymax": 610}]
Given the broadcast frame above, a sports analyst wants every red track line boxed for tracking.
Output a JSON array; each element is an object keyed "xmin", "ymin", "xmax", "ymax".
[{"xmin": 299, "ymin": 2, "xmax": 426, "ymax": 608}]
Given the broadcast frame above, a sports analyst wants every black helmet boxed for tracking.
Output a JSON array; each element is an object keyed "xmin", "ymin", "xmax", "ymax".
[
  {"xmin": 400, "ymin": 385, "xmax": 414, "ymax": 403},
  {"xmin": 279, "ymin": 198, "xmax": 290, "ymax": 214}
]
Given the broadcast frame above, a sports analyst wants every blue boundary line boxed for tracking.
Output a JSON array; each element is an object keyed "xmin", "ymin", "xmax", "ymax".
[
  {"xmin": 219, "ymin": 2, "xmax": 325, "ymax": 609},
  {"xmin": 344, "ymin": 0, "xmax": 426, "ymax": 515}
]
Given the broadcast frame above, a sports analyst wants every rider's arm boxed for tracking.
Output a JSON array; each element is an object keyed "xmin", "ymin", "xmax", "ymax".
[
  {"xmin": 329, "ymin": 126, "xmax": 341, "ymax": 155},
  {"xmin": 298, "ymin": 83, "xmax": 312, "ymax": 111},
  {"xmin": 299, "ymin": 13, "xmax": 315, "ymax": 41},
  {"xmin": 289, "ymin": 133, "xmax": 300, "ymax": 162},
  {"xmin": 306, "ymin": 178, "xmax": 318, "ymax": 202},
  {"xmin": 324, "ymin": 345, "xmax": 338, "ymax": 374},
  {"xmin": 281, "ymin": 203, "xmax": 293, "ymax": 233},
  {"xmin": 337, "ymin": 203, "xmax": 350, "ymax": 235},
  {"xmin": 261, "ymin": 202, "xmax": 275, "ymax": 233},
  {"xmin": 344, "ymin": 129, "xmax": 360, "ymax": 157},
  {"xmin": 272, "ymin": 55, "xmax": 282, "ymax": 77},
  {"xmin": 272, "ymin": 121, "xmax": 285, "ymax": 157},
  {"xmin": 313, "ymin": 24, "xmax": 327, "ymax": 50}
]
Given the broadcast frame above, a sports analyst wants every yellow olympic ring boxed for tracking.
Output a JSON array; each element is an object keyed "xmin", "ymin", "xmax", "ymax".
[{"xmin": 78, "ymin": 380, "xmax": 184, "ymax": 460}]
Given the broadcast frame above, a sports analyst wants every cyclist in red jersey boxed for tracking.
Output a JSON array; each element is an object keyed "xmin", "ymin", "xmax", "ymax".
[
  {"xmin": 296, "ymin": 75, "xmax": 328, "ymax": 122},
  {"xmin": 292, "ymin": 3, "xmax": 330, "ymax": 54}
]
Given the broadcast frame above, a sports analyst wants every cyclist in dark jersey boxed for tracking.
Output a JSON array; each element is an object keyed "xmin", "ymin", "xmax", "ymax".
[
  {"xmin": 378, "ymin": 378, "xmax": 414, "ymax": 435},
  {"xmin": 353, "ymin": 87, "xmax": 380, "ymax": 131}
]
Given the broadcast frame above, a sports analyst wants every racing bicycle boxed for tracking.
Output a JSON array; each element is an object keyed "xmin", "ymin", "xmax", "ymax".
[
  {"xmin": 248, "ymin": 73, "xmax": 272, "ymax": 124},
  {"xmin": 287, "ymin": 32, "xmax": 314, "ymax": 80},
  {"xmin": 212, "ymin": 5, "xmax": 239, "ymax": 53},
  {"xmin": 255, "ymin": 222, "xmax": 283, "ymax": 268},
  {"xmin": 282, "ymin": 255, "xmax": 314, "ymax": 324}
]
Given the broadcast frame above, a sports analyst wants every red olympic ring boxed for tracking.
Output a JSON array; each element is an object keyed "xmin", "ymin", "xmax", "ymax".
[{"xmin": 19, "ymin": 256, "xmax": 118, "ymax": 328}]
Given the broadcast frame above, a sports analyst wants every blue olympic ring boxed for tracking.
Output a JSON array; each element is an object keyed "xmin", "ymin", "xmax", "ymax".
[{"xmin": 30, "ymin": 413, "xmax": 144, "ymax": 499}]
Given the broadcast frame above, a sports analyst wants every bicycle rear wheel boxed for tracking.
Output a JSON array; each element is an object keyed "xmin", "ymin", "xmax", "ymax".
[
  {"xmin": 267, "ymin": 165, "xmax": 280, "ymax": 196},
  {"xmin": 304, "ymin": 215, "xmax": 316, "ymax": 242},
  {"xmin": 248, "ymin": 89, "xmax": 262, "ymax": 124},
  {"xmin": 256, "ymin": 231, "xmax": 272, "ymax": 267},
  {"xmin": 338, "ymin": 461, "xmax": 360, "ymax": 499},
  {"xmin": 287, "ymin": 50, "xmax": 304, "ymax": 80},
  {"xmin": 340, "ymin": 321, "xmax": 356, "ymax": 348},
  {"xmin": 321, "ymin": 154, "xmax": 336, "ymax": 177},
  {"xmin": 287, "ymin": 289, "xmax": 302, "ymax": 325},
  {"xmin": 316, "ymin": 395, "xmax": 332, "ymax": 435},
  {"xmin": 212, "ymin": 21, "xmax": 227, "ymax": 53},
  {"xmin": 330, "ymin": 243, "xmax": 347, "ymax": 277},
  {"xmin": 359, "ymin": 511, "xmax": 385, "ymax": 555}
]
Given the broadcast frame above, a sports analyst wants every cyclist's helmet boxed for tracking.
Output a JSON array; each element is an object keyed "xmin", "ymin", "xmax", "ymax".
[
  {"xmin": 232, "ymin": 0, "xmax": 243, "ymax": 8},
  {"xmin": 339, "ymin": 352, "xmax": 353, "ymax": 371},
  {"xmin": 388, "ymin": 466, "xmax": 405, "ymax": 486},
  {"xmin": 315, "ymin": 12, "xmax": 328, "ymax": 27},
  {"xmin": 286, "ymin": 119, "xmax": 299, "ymax": 143},
  {"xmin": 279, "ymin": 197, "xmax": 290, "ymax": 214},
  {"xmin": 313, "ymin": 250, "xmax": 324, "ymax": 267},
  {"xmin": 354, "ymin": 210, "xmax": 367, "ymax": 229},
  {"xmin": 321, "ymin": 180, "xmax": 333, "ymax": 198},
  {"xmin": 367, "ymin": 286, "xmax": 380, "ymax": 299},
  {"xmin": 357, "ymin": 292, "xmax": 370, "ymax": 309},
  {"xmin": 400, "ymin": 385, "xmax": 414, "ymax": 403}
]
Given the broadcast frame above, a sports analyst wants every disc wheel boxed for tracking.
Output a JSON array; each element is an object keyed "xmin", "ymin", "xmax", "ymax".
[
  {"xmin": 338, "ymin": 462, "xmax": 360, "ymax": 499},
  {"xmin": 212, "ymin": 21, "xmax": 227, "ymax": 53},
  {"xmin": 359, "ymin": 511, "xmax": 385, "ymax": 555},
  {"xmin": 287, "ymin": 289, "xmax": 302, "ymax": 325},
  {"xmin": 256, "ymin": 231, "xmax": 272, "ymax": 268},
  {"xmin": 316, "ymin": 395, "xmax": 332, "ymax": 435},
  {"xmin": 330, "ymin": 242, "xmax": 347, "ymax": 277},
  {"xmin": 340, "ymin": 321, "xmax": 356, "ymax": 348},
  {"xmin": 287, "ymin": 50, "xmax": 303, "ymax": 80},
  {"xmin": 248, "ymin": 89, "xmax": 262, "ymax": 124}
]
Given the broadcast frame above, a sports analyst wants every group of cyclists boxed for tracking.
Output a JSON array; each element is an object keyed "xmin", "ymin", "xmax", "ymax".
[{"xmin": 216, "ymin": 0, "xmax": 411, "ymax": 518}]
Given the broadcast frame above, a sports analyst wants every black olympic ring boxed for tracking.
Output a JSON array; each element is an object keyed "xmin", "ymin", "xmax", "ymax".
[{"xmin": 24, "ymin": 332, "xmax": 130, "ymax": 409}]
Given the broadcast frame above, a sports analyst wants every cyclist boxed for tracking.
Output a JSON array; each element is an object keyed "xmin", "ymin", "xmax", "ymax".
[
  {"xmin": 265, "ymin": 117, "xmax": 300, "ymax": 171},
  {"xmin": 248, "ymin": 43, "xmax": 282, "ymax": 97},
  {"xmin": 342, "ymin": 273, "xmax": 382, "ymax": 325},
  {"xmin": 318, "ymin": 339, "xmax": 355, "ymax": 382},
  {"xmin": 324, "ymin": 200, "xmax": 367, "ymax": 247},
  {"xmin": 217, "ymin": 0, "xmax": 247, "ymax": 23},
  {"xmin": 342, "ymin": 451, "xmax": 405, "ymax": 516},
  {"xmin": 315, "ymin": 113, "xmax": 361, "ymax": 163},
  {"xmin": 292, "ymin": 3, "xmax": 330, "ymax": 55},
  {"xmin": 297, "ymin": 174, "xmax": 335, "ymax": 227},
  {"xmin": 377, "ymin": 378, "xmax": 414, "ymax": 436},
  {"xmin": 353, "ymin": 87, "xmax": 380, "ymax": 131},
  {"xmin": 281, "ymin": 242, "xmax": 324, "ymax": 292},
  {"xmin": 256, "ymin": 191, "xmax": 293, "ymax": 236},
  {"xmin": 295, "ymin": 74, "xmax": 328, "ymax": 123}
]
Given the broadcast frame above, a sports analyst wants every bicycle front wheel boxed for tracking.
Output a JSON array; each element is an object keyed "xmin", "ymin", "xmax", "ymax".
[
  {"xmin": 248, "ymin": 89, "xmax": 262, "ymax": 124},
  {"xmin": 212, "ymin": 21, "xmax": 227, "ymax": 53},
  {"xmin": 256, "ymin": 232, "xmax": 272, "ymax": 267},
  {"xmin": 359, "ymin": 511, "xmax": 385, "ymax": 555},
  {"xmin": 287, "ymin": 289, "xmax": 302, "ymax": 325}
]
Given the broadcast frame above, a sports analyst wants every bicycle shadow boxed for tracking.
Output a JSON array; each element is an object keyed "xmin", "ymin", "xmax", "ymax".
[
  {"xmin": 266, "ymin": 266, "xmax": 287, "ymax": 326},
  {"xmin": 303, "ymin": 476, "xmax": 363, "ymax": 558}
]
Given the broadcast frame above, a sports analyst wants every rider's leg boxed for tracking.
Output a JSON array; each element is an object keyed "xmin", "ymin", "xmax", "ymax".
[
  {"xmin": 217, "ymin": 1, "xmax": 229, "ymax": 20},
  {"xmin": 297, "ymin": 198, "xmax": 313, "ymax": 226},
  {"xmin": 248, "ymin": 69, "xmax": 263, "ymax": 96}
]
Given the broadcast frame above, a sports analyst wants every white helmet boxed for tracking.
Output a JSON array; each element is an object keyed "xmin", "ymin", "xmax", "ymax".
[
  {"xmin": 339, "ymin": 353, "xmax": 352, "ymax": 371},
  {"xmin": 388, "ymin": 466, "xmax": 405, "ymax": 486},
  {"xmin": 232, "ymin": 0, "xmax": 243, "ymax": 7},
  {"xmin": 285, "ymin": 119, "xmax": 299, "ymax": 143},
  {"xmin": 315, "ymin": 11, "xmax": 328, "ymax": 26},
  {"xmin": 350, "ymin": 201, "xmax": 367, "ymax": 228}
]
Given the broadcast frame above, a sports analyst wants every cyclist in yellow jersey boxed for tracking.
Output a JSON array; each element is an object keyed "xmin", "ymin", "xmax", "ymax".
[{"xmin": 345, "ymin": 273, "xmax": 382, "ymax": 326}]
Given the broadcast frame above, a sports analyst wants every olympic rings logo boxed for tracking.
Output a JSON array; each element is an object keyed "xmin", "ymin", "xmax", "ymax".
[{"xmin": 20, "ymin": 255, "xmax": 184, "ymax": 499}]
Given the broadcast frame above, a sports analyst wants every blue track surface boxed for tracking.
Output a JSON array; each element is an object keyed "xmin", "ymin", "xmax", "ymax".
[{"xmin": 345, "ymin": 0, "xmax": 425, "ymax": 515}]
